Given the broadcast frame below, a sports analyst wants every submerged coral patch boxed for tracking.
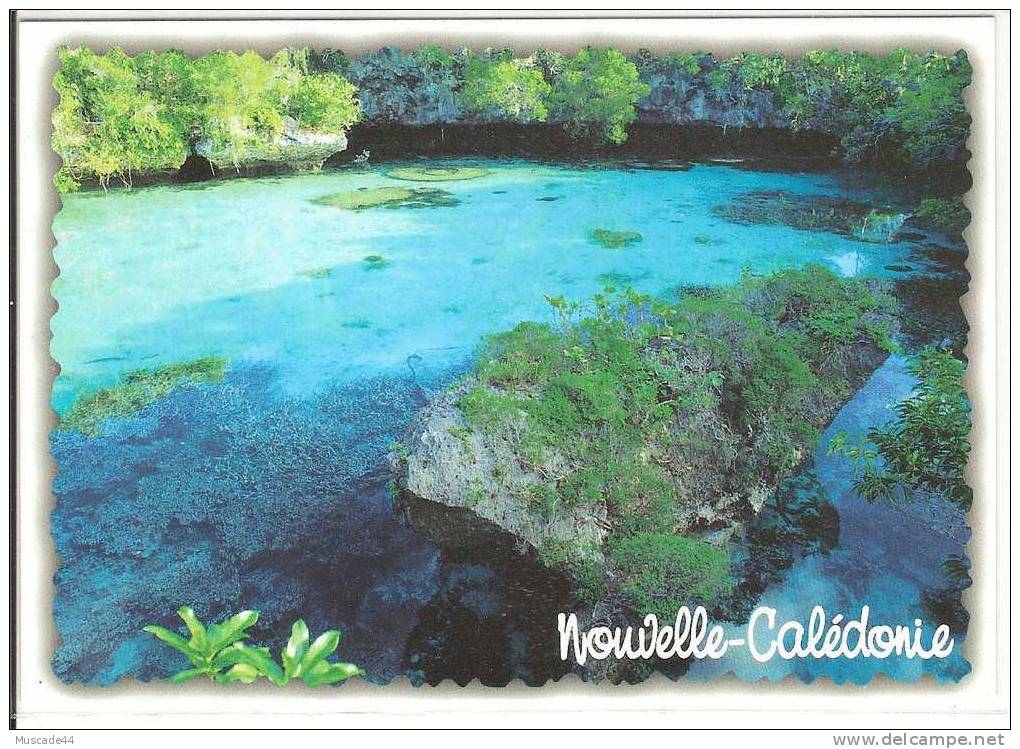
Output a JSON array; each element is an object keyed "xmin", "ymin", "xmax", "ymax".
[
  {"xmin": 61, "ymin": 356, "xmax": 228, "ymax": 436},
  {"xmin": 363, "ymin": 254, "xmax": 389, "ymax": 271},
  {"xmin": 297, "ymin": 266, "xmax": 332, "ymax": 279},
  {"xmin": 384, "ymin": 166, "xmax": 491, "ymax": 182},
  {"xmin": 589, "ymin": 228, "xmax": 643, "ymax": 249},
  {"xmin": 714, "ymin": 190, "xmax": 907, "ymax": 243},
  {"xmin": 313, "ymin": 186, "xmax": 460, "ymax": 210},
  {"xmin": 596, "ymin": 269, "xmax": 652, "ymax": 287}
]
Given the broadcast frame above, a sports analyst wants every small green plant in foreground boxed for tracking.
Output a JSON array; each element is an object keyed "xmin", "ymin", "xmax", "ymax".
[
  {"xmin": 144, "ymin": 607, "xmax": 364, "ymax": 687},
  {"xmin": 61, "ymin": 356, "xmax": 227, "ymax": 436}
]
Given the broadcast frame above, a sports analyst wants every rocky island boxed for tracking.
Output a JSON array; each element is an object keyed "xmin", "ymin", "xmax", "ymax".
[{"xmin": 390, "ymin": 265, "xmax": 899, "ymax": 679}]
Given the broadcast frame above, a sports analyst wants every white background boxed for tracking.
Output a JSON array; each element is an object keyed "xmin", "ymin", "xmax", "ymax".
[{"xmin": 8, "ymin": 9, "xmax": 1012, "ymax": 734}]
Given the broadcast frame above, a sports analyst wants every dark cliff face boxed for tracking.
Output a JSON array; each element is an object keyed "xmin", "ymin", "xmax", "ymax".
[{"xmin": 345, "ymin": 47, "xmax": 791, "ymax": 133}]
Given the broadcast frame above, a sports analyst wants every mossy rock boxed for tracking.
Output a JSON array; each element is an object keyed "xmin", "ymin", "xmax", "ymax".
[
  {"xmin": 589, "ymin": 228, "xmax": 643, "ymax": 249},
  {"xmin": 313, "ymin": 187, "xmax": 459, "ymax": 211},
  {"xmin": 61, "ymin": 356, "xmax": 228, "ymax": 436},
  {"xmin": 363, "ymin": 254, "xmax": 389, "ymax": 271},
  {"xmin": 384, "ymin": 166, "xmax": 490, "ymax": 182}
]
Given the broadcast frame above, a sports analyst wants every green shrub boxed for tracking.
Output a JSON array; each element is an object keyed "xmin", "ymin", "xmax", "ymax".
[
  {"xmin": 61, "ymin": 356, "xmax": 227, "ymax": 436},
  {"xmin": 914, "ymin": 196, "xmax": 971, "ymax": 235},
  {"xmin": 546, "ymin": 47, "xmax": 650, "ymax": 145},
  {"xmin": 461, "ymin": 55, "xmax": 551, "ymax": 122},
  {"xmin": 52, "ymin": 47, "xmax": 361, "ymax": 190},
  {"xmin": 610, "ymin": 533, "xmax": 731, "ymax": 618},
  {"xmin": 144, "ymin": 607, "xmax": 363, "ymax": 686},
  {"xmin": 830, "ymin": 346, "xmax": 971, "ymax": 509},
  {"xmin": 288, "ymin": 72, "xmax": 361, "ymax": 133},
  {"xmin": 52, "ymin": 47, "xmax": 191, "ymax": 191}
]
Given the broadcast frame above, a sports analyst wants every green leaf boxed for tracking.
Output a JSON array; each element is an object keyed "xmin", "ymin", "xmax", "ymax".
[
  {"xmin": 282, "ymin": 619, "xmax": 309, "ymax": 678},
  {"xmin": 230, "ymin": 643, "xmax": 287, "ymax": 687},
  {"xmin": 177, "ymin": 606, "xmax": 208, "ymax": 652},
  {"xmin": 301, "ymin": 660, "xmax": 363, "ymax": 687},
  {"xmin": 168, "ymin": 668, "xmax": 207, "ymax": 684},
  {"xmin": 216, "ymin": 663, "xmax": 261, "ymax": 684},
  {"xmin": 209, "ymin": 645, "xmax": 248, "ymax": 671},
  {"xmin": 207, "ymin": 610, "xmax": 259, "ymax": 652},
  {"xmin": 296, "ymin": 630, "xmax": 340, "ymax": 678},
  {"xmin": 143, "ymin": 625, "xmax": 200, "ymax": 662}
]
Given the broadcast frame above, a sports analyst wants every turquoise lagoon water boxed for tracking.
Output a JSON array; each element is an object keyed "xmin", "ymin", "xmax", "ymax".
[{"xmin": 50, "ymin": 158, "xmax": 967, "ymax": 685}]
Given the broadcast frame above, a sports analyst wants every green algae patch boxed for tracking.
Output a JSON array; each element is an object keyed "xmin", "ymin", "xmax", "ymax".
[
  {"xmin": 363, "ymin": 254, "xmax": 389, "ymax": 271},
  {"xmin": 384, "ymin": 166, "xmax": 490, "ymax": 182},
  {"xmin": 589, "ymin": 228, "xmax": 643, "ymax": 249},
  {"xmin": 597, "ymin": 269, "xmax": 652, "ymax": 287},
  {"xmin": 62, "ymin": 356, "xmax": 228, "ymax": 436},
  {"xmin": 313, "ymin": 187, "xmax": 459, "ymax": 211},
  {"xmin": 297, "ymin": 266, "xmax": 332, "ymax": 280}
]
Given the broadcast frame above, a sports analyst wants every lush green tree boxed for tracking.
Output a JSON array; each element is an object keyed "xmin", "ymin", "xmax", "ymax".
[
  {"xmin": 52, "ymin": 47, "xmax": 189, "ymax": 191},
  {"xmin": 460, "ymin": 55, "xmax": 550, "ymax": 122},
  {"xmin": 189, "ymin": 51, "xmax": 296, "ymax": 168},
  {"xmin": 546, "ymin": 47, "xmax": 650, "ymax": 144},
  {"xmin": 288, "ymin": 73, "xmax": 361, "ymax": 132},
  {"xmin": 780, "ymin": 48, "xmax": 971, "ymax": 168},
  {"xmin": 53, "ymin": 47, "xmax": 362, "ymax": 189},
  {"xmin": 831, "ymin": 347, "xmax": 971, "ymax": 509}
]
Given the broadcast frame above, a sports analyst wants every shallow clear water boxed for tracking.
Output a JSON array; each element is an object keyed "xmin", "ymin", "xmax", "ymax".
[
  {"xmin": 49, "ymin": 158, "xmax": 966, "ymax": 685},
  {"xmin": 51, "ymin": 159, "xmax": 924, "ymax": 413}
]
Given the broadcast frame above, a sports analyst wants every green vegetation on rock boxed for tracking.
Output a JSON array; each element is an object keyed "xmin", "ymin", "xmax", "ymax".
[
  {"xmin": 830, "ymin": 346, "xmax": 971, "ymax": 510},
  {"xmin": 448, "ymin": 265, "xmax": 896, "ymax": 616},
  {"xmin": 144, "ymin": 606, "xmax": 363, "ymax": 686},
  {"xmin": 313, "ymin": 186, "xmax": 459, "ymax": 210},
  {"xmin": 362, "ymin": 254, "xmax": 389, "ymax": 271},
  {"xmin": 54, "ymin": 44, "xmax": 971, "ymax": 190},
  {"xmin": 384, "ymin": 166, "xmax": 491, "ymax": 182},
  {"xmin": 53, "ymin": 47, "xmax": 361, "ymax": 190},
  {"xmin": 589, "ymin": 228, "xmax": 643, "ymax": 249},
  {"xmin": 461, "ymin": 54, "xmax": 551, "ymax": 123},
  {"xmin": 913, "ymin": 196, "xmax": 971, "ymax": 235},
  {"xmin": 610, "ymin": 533, "xmax": 732, "ymax": 618},
  {"xmin": 62, "ymin": 356, "xmax": 228, "ymax": 436},
  {"xmin": 547, "ymin": 47, "xmax": 650, "ymax": 145}
]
